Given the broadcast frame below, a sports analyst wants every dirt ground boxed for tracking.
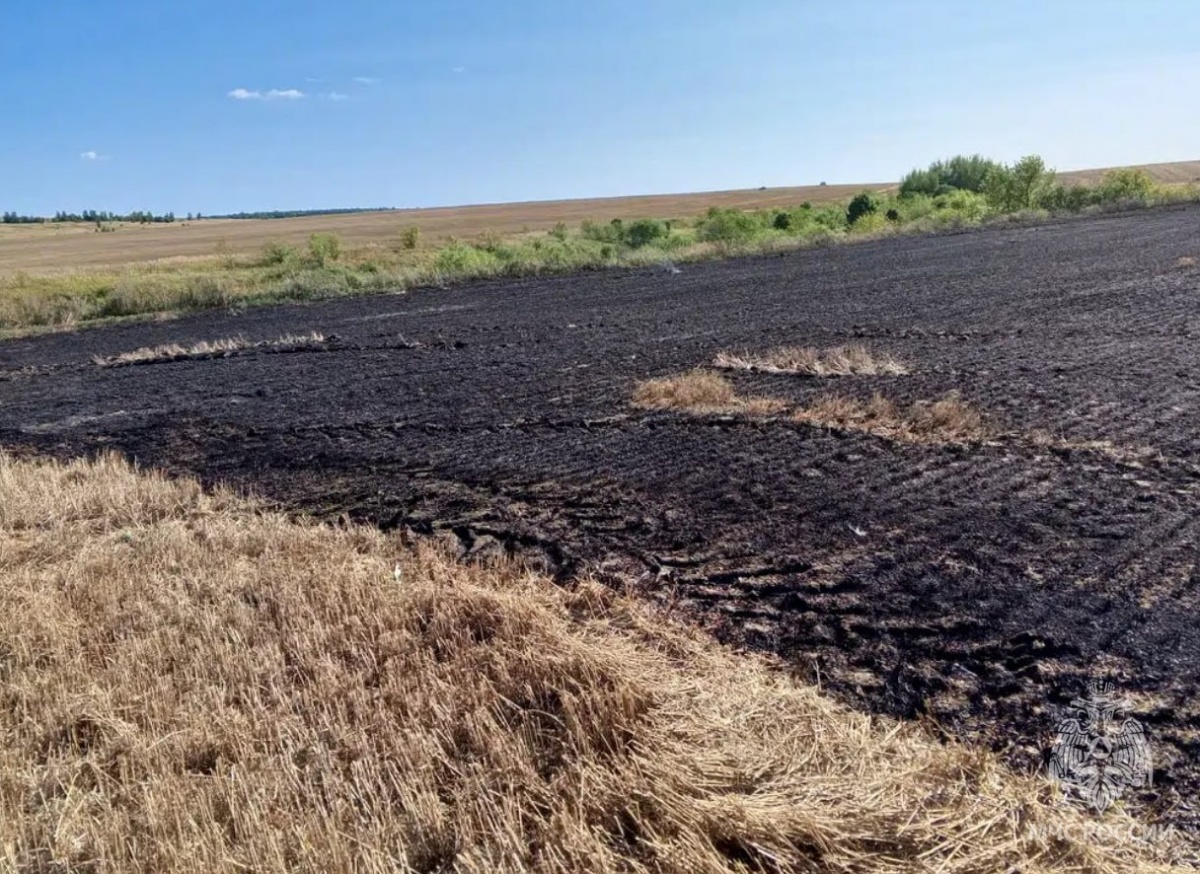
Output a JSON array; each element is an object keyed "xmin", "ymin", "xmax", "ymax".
[{"xmin": 4, "ymin": 203, "xmax": 1200, "ymax": 830}]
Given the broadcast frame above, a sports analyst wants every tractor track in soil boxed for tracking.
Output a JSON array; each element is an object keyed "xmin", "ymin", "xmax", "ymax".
[{"xmin": 5, "ymin": 204, "xmax": 1200, "ymax": 830}]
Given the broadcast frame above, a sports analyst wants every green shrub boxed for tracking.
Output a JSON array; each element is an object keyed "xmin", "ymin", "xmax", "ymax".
[
  {"xmin": 259, "ymin": 241, "xmax": 299, "ymax": 266},
  {"xmin": 894, "ymin": 194, "xmax": 935, "ymax": 221},
  {"xmin": 885, "ymin": 208, "xmax": 900, "ymax": 222},
  {"xmin": 1096, "ymin": 168, "xmax": 1156, "ymax": 203},
  {"xmin": 433, "ymin": 242, "xmax": 502, "ymax": 278},
  {"xmin": 1037, "ymin": 184, "xmax": 1096, "ymax": 213},
  {"xmin": 811, "ymin": 205, "xmax": 848, "ymax": 232},
  {"xmin": 580, "ymin": 219, "xmax": 625, "ymax": 245},
  {"xmin": 549, "ymin": 222, "xmax": 569, "ymax": 242},
  {"xmin": 847, "ymin": 191, "xmax": 881, "ymax": 225},
  {"xmin": 933, "ymin": 189, "xmax": 990, "ymax": 222},
  {"xmin": 308, "ymin": 233, "xmax": 342, "ymax": 267},
  {"xmin": 772, "ymin": 211, "xmax": 793, "ymax": 231},
  {"xmin": 697, "ymin": 208, "xmax": 762, "ymax": 244},
  {"xmin": 179, "ymin": 275, "xmax": 234, "ymax": 310},
  {"xmin": 625, "ymin": 218, "xmax": 669, "ymax": 248},
  {"xmin": 399, "ymin": 226, "xmax": 421, "ymax": 250},
  {"xmin": 849, "ymin": 212, "xmax": 890, "ymax": 234},
  {"xmin": 278, "ymin": 267, "xmax": 352, "ymax": 300},
  {"xmin": 801, "ymin": 226, "xmax": 837, "ymax": 247}
]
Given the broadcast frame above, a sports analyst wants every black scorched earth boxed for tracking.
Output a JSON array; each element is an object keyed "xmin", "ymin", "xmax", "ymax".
[{"xmin": 4, "ymin": 205, "xmax": 1200, "ymax": 827}]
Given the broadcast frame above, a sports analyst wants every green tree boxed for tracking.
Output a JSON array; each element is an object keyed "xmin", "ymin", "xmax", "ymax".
[
  {"xmin": 900, "ymin": 155, "xmax": 1003, "ymax": 197},
  {"xmin": 984, "ymin": 155, "xmax": 1055, "ymax": 212}
]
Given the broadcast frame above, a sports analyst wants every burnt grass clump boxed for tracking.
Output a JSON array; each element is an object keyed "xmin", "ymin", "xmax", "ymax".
[{"xmin": 5, "ymin": 203, "xmax": 1200, "ymax": 831}]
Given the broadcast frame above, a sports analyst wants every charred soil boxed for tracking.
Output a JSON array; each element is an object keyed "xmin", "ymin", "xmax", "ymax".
[{"xmin": 6, "ymin": 205, "xmax": 1200, "ymax": 829}]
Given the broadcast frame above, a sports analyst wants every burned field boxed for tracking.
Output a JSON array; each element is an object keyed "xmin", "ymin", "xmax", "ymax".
[{"xmin": 4, "ymin": 205, "xmax": 1200, "ymax": 828}]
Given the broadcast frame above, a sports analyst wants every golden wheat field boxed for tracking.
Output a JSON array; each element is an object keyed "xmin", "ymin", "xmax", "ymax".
[
  {"xmin": 0, "ymin": 182, "xmax": 878, "ymax": 275},
  {"xmin": 3, "ymin": 159, "xmax": 1197, "ymax": 276}
]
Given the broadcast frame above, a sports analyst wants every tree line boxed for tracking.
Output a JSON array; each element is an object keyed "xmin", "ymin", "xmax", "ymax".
[
  {"xmin": 1, "ymin": 206, "xmax": 396, "ymax": 224},
  {"xmin": 2, "ymin": 210, "xmax": 189, "ymax": 224}
]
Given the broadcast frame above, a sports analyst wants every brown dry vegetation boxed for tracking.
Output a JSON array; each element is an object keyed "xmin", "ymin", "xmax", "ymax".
[
  {"xmin": 1027, "ymin": 429, "xmax": 1162, "ymax": 466},
  {"xmin": 92, "ymin": 331, "xmax": 325, "ymax": 367},
  {"xmin": 0, "ymin": 451, "xmax": 1188, "ymax": 872},
  {"xmin": 630, "ymin": 370, "xmax": 786, "ymax": 416},
  {"xmin": 713, "ymin": 344, "xmax": 909, "ymax": 377},
  {"xmin": 631, "ymin": 374, "xmax": 991, "ymax": 445},
  {"xmin": 793, "ymin": 392, "xmax": 995, "ymax": 444}
]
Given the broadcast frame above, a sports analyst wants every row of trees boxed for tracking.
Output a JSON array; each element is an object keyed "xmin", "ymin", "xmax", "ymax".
[
  {"xmin": 52, "ymin": 210, "xmax": 181, "ymax": 224},
  {"xmin": 898, "ymin": 154, "xmax": 1157, "ymax": 213},
  {"xmin": 208, "ymin": 207, "xmax": 394, "ymax": 220},
  {"xmin": 1, "ymin": 207, "xmax": 395, "ymax": 223},
  {"xmin": 1, "ymin": 210, "xmax": 199, "ymax": 224}
]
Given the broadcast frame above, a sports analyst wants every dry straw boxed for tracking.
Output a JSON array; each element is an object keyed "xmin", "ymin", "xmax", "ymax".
[
  {"xmin": 93, "ymin": 331, "xmax": 325, "ymax": 367},
  {"xmin": 794, "ymin": 391, "xmax": 994, "ymax": 444},
  {"xmin": 0, "ymin": 451, "xmax": 1187, "ymax": 872},
  {"xmin": 714, "ymin": 344, "xmax": 908, "ymax": 377},
  {"xmin": 632, "ymin": 369, "xmax": 786, "ymax": 416}
]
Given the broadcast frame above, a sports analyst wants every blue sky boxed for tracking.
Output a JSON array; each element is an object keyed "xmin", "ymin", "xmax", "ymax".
[{"xmin": 2, "ymin": 1, "xmax": 1197, "ymax": 215}]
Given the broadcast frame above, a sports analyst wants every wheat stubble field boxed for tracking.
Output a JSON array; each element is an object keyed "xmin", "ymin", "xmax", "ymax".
[
  {"xmin": 0, "ymin": 182, "xmax": 880, "ymax": 274},
  {"xmin": 3, "ymin": 160, "xmax": 1198, "ymax": 275}
]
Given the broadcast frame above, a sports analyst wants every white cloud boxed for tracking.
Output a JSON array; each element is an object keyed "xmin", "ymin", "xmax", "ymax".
[
  {"xmin": 228, "ymin": 87, "xmax": 306, "ymax": 101},
  {"xmin": 326, "ymin": 92, "xmax": 350, "ymax": 101},
  {"xmin": 80, "ymin": 150, "xmax": 99, "ymax": 161},
  {"xmin": 452, "ymin": 66, "xmax": 466, "ymax": 74},
  {"xmin": 353, "ymin": 76, "xmax": 380, "ymax": 85}
]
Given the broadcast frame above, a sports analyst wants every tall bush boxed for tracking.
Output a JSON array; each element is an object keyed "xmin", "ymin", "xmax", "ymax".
[
  {"xmin": 984, "ymin": 156, "xmax": 1055, "ymax": 213},
  {"xmin": 308, "ymin": 233, "xmax": 342, "ymax": 267},
  {"xmin": 1096, "ymin": 168, "xmax": 1155, "ymax": 202},
  {"xmin": 625, "ymin": 218, "xmax": 669, "ymax": 248},
  {"xmin": 697, "ymin": 208, "xmax": 761, "ymax": 244},
  {"xmin": 900, "ymin": 155, "xmax": 1003, "ymax": 197},
  {"xmin": 847, "ymin": 192, "xmax": 881, "ymax": 224}
]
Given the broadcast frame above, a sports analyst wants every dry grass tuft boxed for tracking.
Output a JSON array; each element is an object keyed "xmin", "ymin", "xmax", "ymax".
[
  {"xmin": 0, "ymin": 451, "xmax": 1188, "ymax": 872},
  {"xmin": 632, "ymin": 369, "xmax": 786, "ymax": 416},
  {"xmin": 714, "ymin": 344, "xmax": 909, "ymax": 377},
  {"xmin": 94, "ymin": 331, "xmax": 325, "ymax": 367},
  {"xmin": 794, "ymin": 391, "xmax": 994, "ymax": 444},
  {"xmin": 1028, "ymin": 430, "xmax": 1161, "ymax": 465},
  {"xmin": 1176, "ymin": 256, "xmax": 1197, "ymax": 268}
]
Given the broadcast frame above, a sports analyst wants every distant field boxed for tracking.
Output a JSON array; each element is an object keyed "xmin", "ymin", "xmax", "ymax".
[
  {"xmin": 1, "ymin": 159, "xmax": 1196, "ymax": 276},
  {"xmin": 1058, "ymin": 159, "xmax": 1200, "ymax": 187},
  {"xmin": 0, "ymin": 182, "xmax": 879, "ymax": 274}
]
